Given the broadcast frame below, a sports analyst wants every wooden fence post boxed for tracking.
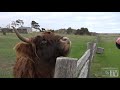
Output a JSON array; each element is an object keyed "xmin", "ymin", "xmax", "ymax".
[
  {"xmin": 96, "ymin": 35, "xmax": 100, "ymax": 44},
  {"xmin": 87, "ymin": 42, "xmax": 94, "ymax": 78},
  {"xmin": 54, "ymin": 57, "xmax": 78, "ymax": 78}
]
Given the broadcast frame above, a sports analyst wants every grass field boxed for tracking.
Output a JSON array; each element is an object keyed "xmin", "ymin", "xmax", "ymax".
[
  {"xmin": 0, "ymin": 32, "xmax": 95, "ymax": 78},
  {"xmin": 90, "ymin": 34, "xmax": 120, "ymax": 78}
]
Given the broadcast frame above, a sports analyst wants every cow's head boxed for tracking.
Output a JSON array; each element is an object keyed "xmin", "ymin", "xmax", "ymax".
[{"xmin": 12, "ymin": 26, "xmax": 71, "ymax": 63}]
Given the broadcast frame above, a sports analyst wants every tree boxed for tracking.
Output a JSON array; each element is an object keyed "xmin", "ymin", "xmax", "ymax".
[
  {"xmin": 31, "ymin": 21, "xmax": 41, "ymax": 32},
  {"xmin": 16, "ymin": 19, "xmax": 24, "ymax": 27},
  {"xmin": 6, "ymin": 24, "xmax": 10, "ymax": 28},
  {"xmin": 74, "ymin": 27, "xmax": 91, "ymax": 35},
  {"xmin": 66, "ymin": 27, "xmax": 73, "ymax": 34},
  {"xmin": 11, "ymin": 19, "xmax": 24, "ymax": 28},
  {"xmin": 11, "ymin": 21, "xmax": 17, "ymax": 27},
  {"xmin": 0, "ymin": 27, "xmax": 6, "ymax": 35},
  {"xmin": 2, "ymin": 30, "xmax": 6, "ymax": 35}
]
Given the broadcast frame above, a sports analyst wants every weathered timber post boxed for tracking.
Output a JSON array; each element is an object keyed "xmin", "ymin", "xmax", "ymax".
[
  {"xmin": 96, "ymin": 35, "xmax": 100, "ymax": 44},
  {"xmin": 87, "ymin": 42, "xmax": 94, "ymax": 78},
  {"xmin": 54, "ymin": 57, "xmax": 78, "ymax": 78}
]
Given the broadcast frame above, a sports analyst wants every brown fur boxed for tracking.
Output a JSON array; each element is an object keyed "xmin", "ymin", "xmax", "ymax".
[{"xmin": 13, "ymin": 31, "xmax": 71, "ymax": 78}]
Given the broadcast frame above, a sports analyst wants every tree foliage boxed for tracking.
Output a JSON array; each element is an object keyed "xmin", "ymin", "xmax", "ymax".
[
  {"xmin": 11, "ymin": 19, "xmax": 24, "ymax": 28},
  {"xmin": 75, "ymin": 27, "xmax": 91, "ymax": 35},
  {"xmin": 31, "ymin": 21, "xmax": 41, "ymax": 31},
  {"xmin": 16, "ymin": 19, "xmax": 24, "ymax": 27}
]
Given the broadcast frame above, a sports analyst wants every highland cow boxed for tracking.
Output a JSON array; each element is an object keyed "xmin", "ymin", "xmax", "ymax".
[{"xmin": 12, "ymin": 26, "xmax": 71, "ymax": 78}]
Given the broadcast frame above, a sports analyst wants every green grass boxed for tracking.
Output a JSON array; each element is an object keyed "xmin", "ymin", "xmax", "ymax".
[
  {"xmin": 90, "ymin": 34, "xmax": 120, "ymax": 78},
  {"xmin": 0, "ymin": 33, "xmax": 95, "ymax": 78},
  {"xmin": 64, "ymin": 34, "xmax": 96, "ymax": 59}
]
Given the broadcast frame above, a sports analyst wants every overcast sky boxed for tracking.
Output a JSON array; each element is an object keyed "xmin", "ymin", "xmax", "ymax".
[{"xmin": 0, "ymin": 12, "xmax": 120, "ymax": 33}]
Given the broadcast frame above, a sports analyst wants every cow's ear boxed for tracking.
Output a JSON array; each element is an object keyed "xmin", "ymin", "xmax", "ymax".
[{"xmin": 116, "ymin": 42, "xmax": 120, "ymax": 49}]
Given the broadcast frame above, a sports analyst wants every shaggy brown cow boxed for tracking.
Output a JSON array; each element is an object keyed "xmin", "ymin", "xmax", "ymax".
[{"xmin": 12, "ymin": 26, "xmax": 71, "ymax": 78}]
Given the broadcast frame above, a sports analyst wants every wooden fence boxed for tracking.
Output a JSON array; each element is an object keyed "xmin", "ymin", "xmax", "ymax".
[{"xmin": 54, "ymin": 40, "xmax": 98, "ymax": 78}]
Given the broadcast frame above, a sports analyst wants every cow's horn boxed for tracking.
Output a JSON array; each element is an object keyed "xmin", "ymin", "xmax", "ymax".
[{"xmin": 12, "ymin": 26, "xmax": 30, "ymax": 43}]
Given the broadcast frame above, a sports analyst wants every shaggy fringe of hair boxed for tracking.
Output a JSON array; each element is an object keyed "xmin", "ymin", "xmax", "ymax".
[{"xmin": 13, "ymin": 42, "xmax": 54, "ymax": 78}]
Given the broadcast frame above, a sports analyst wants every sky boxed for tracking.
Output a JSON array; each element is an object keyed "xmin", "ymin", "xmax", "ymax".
[{"xmin": 0, "ymin": 12, "xmax": 120, "ymax": 33}]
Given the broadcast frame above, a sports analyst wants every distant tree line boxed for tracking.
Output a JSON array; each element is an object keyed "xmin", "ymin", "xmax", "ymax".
[
  {"xmin": 0, "ymin": 18, "xmax": 97, "ymax": 36},
  {"xmin": 54, "ymin": 27, "xmax": 97, "ymax": 36}
]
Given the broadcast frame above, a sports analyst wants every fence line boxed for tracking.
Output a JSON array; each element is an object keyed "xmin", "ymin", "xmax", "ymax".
[{"xmin": 54, "ymin": 36, "xmax": 99, "ymax": 78}]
